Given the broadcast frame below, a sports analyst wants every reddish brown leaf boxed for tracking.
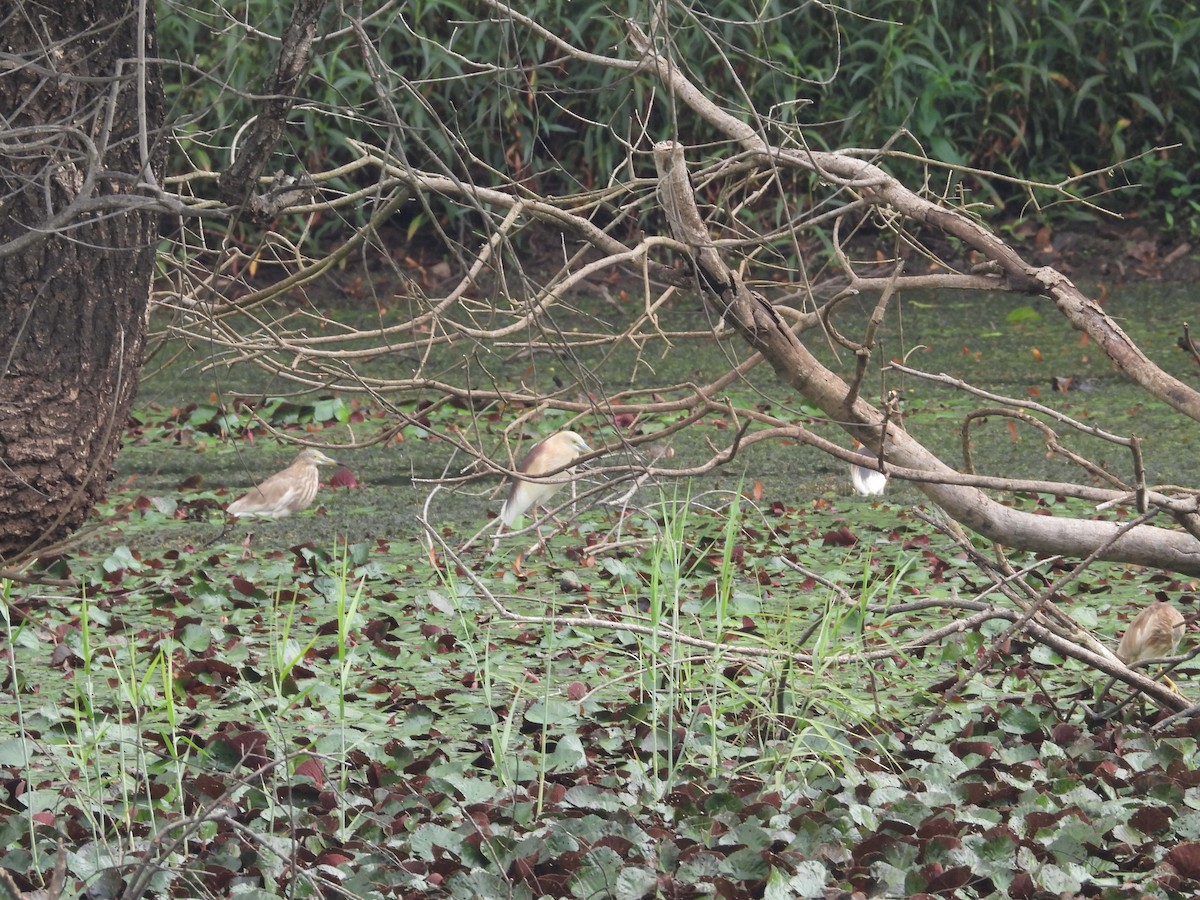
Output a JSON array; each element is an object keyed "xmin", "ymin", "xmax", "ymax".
[
  {"xmin": 1008, "ymin": 873, "xmax": 1036, "ymax": 900},
  {"xmin": 917, "ymin": 816, "xmax": 961, "ymax": 840},
  {"xmin": 221, "ymin": 729, "xmax": 271, "ymax": 768},
  {"xmin": 49, "ymin": 644, "xmax": 78, "ymax": 668},
  {"xmin": 1164, "ymin": 841, "xmax": 1200, "ymax": 877},
  {"xmin": 231, "ymin": 575, "xmax": 257, "ymax": 596},
  {"xmin": 1131, "ymin": 805, "xmax": 1173, "ymax": 835},
  {"xmin": 950, "ymin": 740, "xmax": 995, "ymax": 759},
  {"xmin": 1050, "ymin": 722, "xmax": 1081, "ymax": 745},
  {"xmin": 329, "ymin": 468, "xmax": 357, "ymax": 489},
  {"xmin": 923, "ymin": 861, "xmax": 973, "ymax": 893},
  {"xmin": 822, "ymin": 527, "xmax": 858, "ymax": 547},
  {"xmin": 294, "ymin": 755, "xmax": 325, "ymax": 788}
]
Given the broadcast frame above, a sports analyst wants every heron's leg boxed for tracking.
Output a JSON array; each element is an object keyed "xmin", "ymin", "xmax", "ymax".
[
  {"xmin": 1158, "ymin": 667, "xmax": 1180, "ymax": 693},
  {"xmin": 525, "ymin": 508, "xmax": 552, "ymax": 558}
]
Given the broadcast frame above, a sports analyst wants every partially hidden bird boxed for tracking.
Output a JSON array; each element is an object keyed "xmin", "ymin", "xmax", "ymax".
[
  {"xmin": 850, "ymin": 441, "xmax": 888, "ymax": 497},
  {"xmin": 500, "ymin": 430, "xmax": 591, "ymax": 528},
  {"xmin": 1117, "ymin": 600, "xmax": 1186, "ymax": 675},
  {"xmin": 226, "ymin": 447, "xmax": 340, "ymax": 518}
]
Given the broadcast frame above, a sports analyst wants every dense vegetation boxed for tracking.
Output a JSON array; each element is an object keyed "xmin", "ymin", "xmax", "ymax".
[
  {"xmin": 8, "ymin": 383, "xmax": 1200, "ymax": 898},
  {"xmin": 160, "ymin": 0, "xmax": 1200, "ymax": 236}
]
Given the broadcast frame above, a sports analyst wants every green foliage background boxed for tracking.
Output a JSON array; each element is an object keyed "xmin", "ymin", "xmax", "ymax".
[{"xmin": 159, "ymin": 0, "xmax": 1200, "ymax": 233}]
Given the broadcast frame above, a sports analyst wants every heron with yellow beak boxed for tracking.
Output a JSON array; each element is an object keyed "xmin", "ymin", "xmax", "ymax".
[
  {"xmin": 500, "ymin": 430, "xmax": 591, "ymax": 531},
  {"xmin": 1117, "ymin": 600, "xmax": 1186, "ymax": 690},
  {"xmin": 226, "ymin": 447, "xmax": 340, "ymax": 518}
]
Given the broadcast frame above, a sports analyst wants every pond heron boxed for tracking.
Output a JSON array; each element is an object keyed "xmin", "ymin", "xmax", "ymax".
[
  {"xmin": 226, "ymin": 448, "xmax": 340, "ymax": 519},
  {"xmin": 500, "ymin": 430, "xmax": 591, "ymax": 528},
  {"xmin": 1117, "ymin": 600, "xmax": 1186, "ymax": 689},
  {"xmin": 850, "ymin": 442, "xmax": 888, "ymax": 497}
]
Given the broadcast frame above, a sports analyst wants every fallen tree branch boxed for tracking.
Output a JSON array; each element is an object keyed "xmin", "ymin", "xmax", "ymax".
[{"xmin": 647, "ymin": 90, "xmax": 1200, "ymax": 574}]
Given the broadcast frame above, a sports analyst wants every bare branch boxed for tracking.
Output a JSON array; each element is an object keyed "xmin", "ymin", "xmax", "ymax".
[{"xmin": 216, "ymin": 0, "xmax": 332, "ymax": 213}]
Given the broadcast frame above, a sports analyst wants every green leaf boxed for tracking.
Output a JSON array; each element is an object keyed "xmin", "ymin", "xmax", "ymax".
[
  {"xmin": 545, "ymin": 734, "xmax": 587, "ymax": 772},
  {"xmin": 567, "ymin": 847, "xmax": 624, "ymax": 898},
  {"xmin": 999, "ymin": 705, "xmax": 1044, "ymax": 735},
  {"xmin": 449, "ymin": 871, "xmax": 532, "ymax": 899},
  {"xmin": 563, "ymin": 785, "xmax": 623, "ymax": 813},
  {"xmin": 1039, "ymin": 862, "xmax": 1087, "ymax": 894},
  {"xmin": 615, "ymin": 867, "xmax": 658, "ymax": 897},
  {"xmin": 0, "ymin": 739, "xmax": 30, "ymax": 767},
  {"xmin": 722, "ymin": 847, "xmax": 770, "ymax": 880},
  {"xmin": 410, "ymin": 823, "xmax": 464, "ymax": 860},
  {"xmin": 179, "ymin": 622, "xmax": 213, "ymax": 653},
  {"xmin": 767, "ymin": 861, "xmax": 826, "ymax": 898},
  {"xmin": 103, "ymin": 545, "xmax": 143, "ymax": 573},
  {"xmin": 524, "ymin": 698, "xmax": 579, "ymax": 725},
  {"xmin": 1005, "ymin": 305, "xmax": 1041, "ymax": 325},
  {"xmin": 1126, "ymin": 91, "xmax": 1165, "ymax": 125}
]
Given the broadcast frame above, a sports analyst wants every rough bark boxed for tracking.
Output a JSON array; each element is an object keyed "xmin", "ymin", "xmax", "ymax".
[{"xmin": 0, "ymin": 0, "xmax": 165, "ymax": 561}]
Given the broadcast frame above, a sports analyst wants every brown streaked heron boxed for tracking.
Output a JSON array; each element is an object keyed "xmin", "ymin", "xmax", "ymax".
[
  {"xmin": 226, "ymin": 448, "xmax": 340, "ymax": 519},
  {"xmin": 850, "ymin": 441, "xmax": 887, "ymax": 497},
  {"xmin": 1117, "ymin": 600, "xmax": 1186, "ymax": 691},
  {"xmin": 500, "ymin": 430, "xmax": 591, "ymax": 529}
]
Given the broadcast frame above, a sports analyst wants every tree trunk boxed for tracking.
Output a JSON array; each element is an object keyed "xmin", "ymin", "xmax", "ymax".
[{"xmin": 0, "ymin": 1, "xmax": 164, "ymax": 562}]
